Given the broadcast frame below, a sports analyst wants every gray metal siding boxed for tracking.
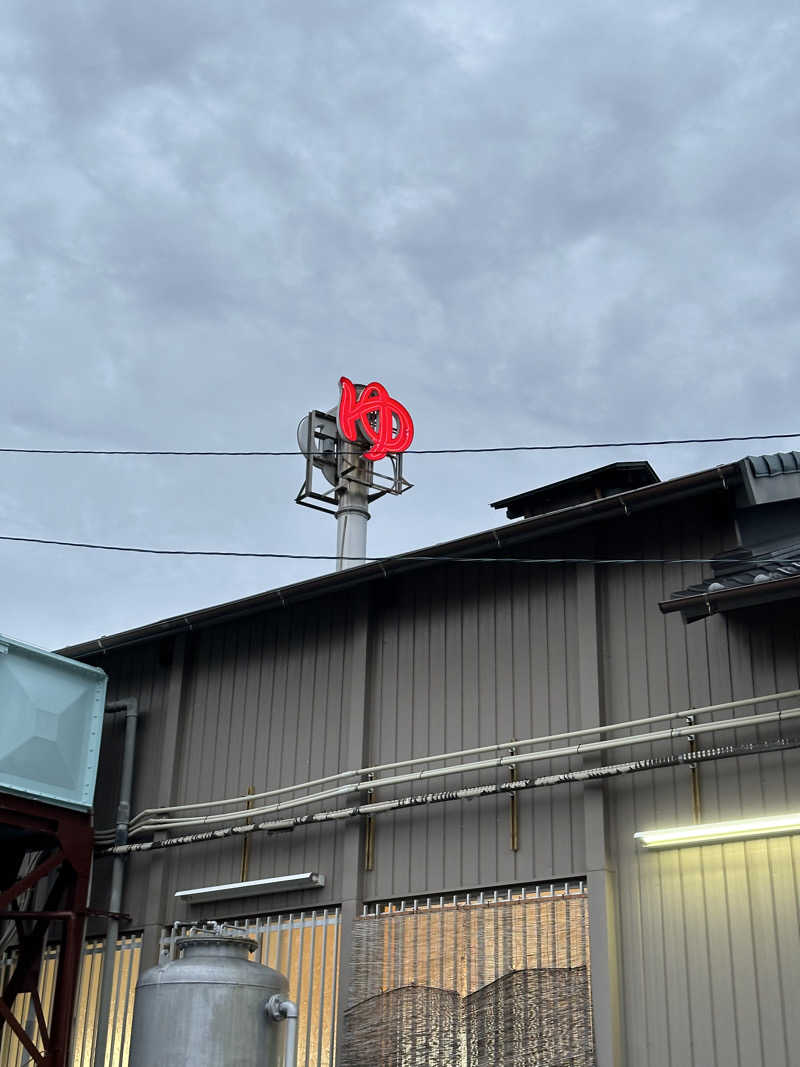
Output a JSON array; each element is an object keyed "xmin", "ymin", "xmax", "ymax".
[
  {"xmin": 91, "ymin": 595, "xmax": 361, "ymax": 927},
  {"xmin": 86, "ymin": 491, "xmax": 800, "ymax": 1066},
  {"xmin": 92, "ymin": 560, "xmax": 589, "ymax": 928},
  {"xmin": 600, "ymin": 503, "xmax": 800, "ymax": 1066},
  {"xmin": 89, "ymin": 642, "xmax": 171, "ymax": 935},
  {"xmin": 167, "ymin": 602, "xmax": 355, "ymax": 918},
  {"xmin": 363, "ymin": 563, "xmax": 584, "ymax": 901},
  {"xmin": 611, "ymin": 783, "xmax": 800, "ymax": 1067}
]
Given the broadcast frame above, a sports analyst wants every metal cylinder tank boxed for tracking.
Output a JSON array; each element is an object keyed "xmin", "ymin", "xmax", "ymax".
[{"xmin": 129, "ymin": 930, "xmax": 290, "ymax": 1067}]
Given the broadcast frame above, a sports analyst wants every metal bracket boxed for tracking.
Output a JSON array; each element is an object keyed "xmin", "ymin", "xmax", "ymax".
[
  {"xmin": 82, "ymin": 907, "xmax": 132, "ymax": 922},
  {"xmin": 265, "ymin": 994, "xmax": 286, "ymax": 1022},
  {"xmin": 295, "ymin": 408, "xmax": 413, "ymax": 518}
]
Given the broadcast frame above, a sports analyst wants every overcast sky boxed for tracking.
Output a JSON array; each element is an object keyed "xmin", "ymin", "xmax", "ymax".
[{"xmin": 2, "ymin": 0, "xmax": 799, "ymax": 651}]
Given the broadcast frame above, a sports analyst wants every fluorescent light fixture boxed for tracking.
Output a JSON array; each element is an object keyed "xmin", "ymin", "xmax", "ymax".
[
  {"xmin": 635, "ymin": 812, "xmax": 800, "ymax": 850},
  {"xmin": 175, "ymin": 872, "xmax": 325, "ymax": 905}
]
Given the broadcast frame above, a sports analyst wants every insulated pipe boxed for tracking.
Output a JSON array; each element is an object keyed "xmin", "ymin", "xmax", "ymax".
[
  {"xmin": 129, "ymin": 688, "xmax": 800, "ymax": 831},
  {"xmin": 130, "ymin": 704, "xmax": 800, "ymax": 834},
  {"xmin": 99, "ymin": 734, "xmax": 800, "ymax": 858},
  {"xmin": 266, "ymin": 996, "xmax": 299, "ymax": 1067},
  {"xmin": 94, "ymin": 698, "xmax": 138, "ymax": 1067}
]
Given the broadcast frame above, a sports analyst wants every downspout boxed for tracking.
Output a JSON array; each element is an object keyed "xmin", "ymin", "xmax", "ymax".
[{"xmin": 94, "ymin": 698, "xmax": 138, "ymax": 1066}]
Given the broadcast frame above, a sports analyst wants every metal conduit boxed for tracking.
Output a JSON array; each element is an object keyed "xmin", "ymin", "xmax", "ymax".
[
  {"xmin": 94, "ymin": 698, "xmax": 139, "ymax": 1067},
  {"xmin": 118, "ymin": 709, "xmax": 800, "ymax": 846},
  {"xmin": 129, "ymin": 704, "xmax": 800, "ymax": 834},
  {"xmin": 99, "ymin": 734, "xmax": 800, "ymax": 858},
  {"xmin": 128, "ymin": 688, "xmax": 800, "ymax": 831}
]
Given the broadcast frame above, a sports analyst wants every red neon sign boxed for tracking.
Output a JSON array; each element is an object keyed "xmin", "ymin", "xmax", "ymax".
[{"xmin": 337, "ymin": 377, "xmax": 414, "ymax": 462}]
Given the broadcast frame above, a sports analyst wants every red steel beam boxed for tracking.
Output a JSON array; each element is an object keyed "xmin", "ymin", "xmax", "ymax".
[
  {"xmin": 0, "ymin": 852, "xmax": 64, "ymax": 912},
  {"xmin": 0, "ymin": 794, "xmax": 94, "ymax": 1067}
]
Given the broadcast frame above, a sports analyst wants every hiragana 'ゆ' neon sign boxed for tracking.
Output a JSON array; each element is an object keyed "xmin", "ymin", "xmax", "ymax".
[{"xmin": 337, "ymin": 377, "xmax": 414, "ymax": 462}]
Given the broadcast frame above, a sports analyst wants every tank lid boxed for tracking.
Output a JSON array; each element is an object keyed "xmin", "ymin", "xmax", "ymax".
[{"xmin": 176, "ymin": 928, "xmax": 258, "ymax": 958}]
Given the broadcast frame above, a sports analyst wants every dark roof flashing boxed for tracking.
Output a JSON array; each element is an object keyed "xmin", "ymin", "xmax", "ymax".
[
  {"xmin": 738, "ymin": 451, "xmax": 800, "ymax": 507},
  {"xmin": 491, "ymin": 461, "xmax": 660, "ymax": 521},
  {"xmin": 664, "ymin": 452, "xmax": 800, "ymax": 622},
  {"xmin": 660, "ymin": 572, "xmax": 800, "ymax": 622},
  {"xmin": 746, "ymin": 451, "xmax": 800, "ymax": 478}
]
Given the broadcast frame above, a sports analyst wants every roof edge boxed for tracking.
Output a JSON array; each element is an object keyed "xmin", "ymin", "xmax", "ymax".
[
  {"xmin": 60, "ymin": 460, "xmax": 739, "ymax": 659},
  {"xmin": 659, "ymin": 572, "xmax": 800, "ymax": 620}
]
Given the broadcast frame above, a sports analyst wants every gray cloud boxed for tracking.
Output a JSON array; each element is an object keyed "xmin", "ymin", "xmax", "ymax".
[{"xmin": 1, "ymin": 0, "xmax": 799, "ymax": 647}]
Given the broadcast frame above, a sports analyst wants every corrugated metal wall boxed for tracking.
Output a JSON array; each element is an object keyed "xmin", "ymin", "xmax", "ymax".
[
  {"xmin": 167, "ymin": 602, "xmax": 352, "ymax": 913},
  {"xmin": 85, "ymin": 492, "xmax": 800, "ymax": 1065},
  {"xmin": 90, "ymin": 642, "xmax": 171, "ymax": 936},
  {"xmin": 599, "ymin": 502, "xmax": 800, "ymax": 1066},
  {"xmin": 91, "ymin": 594, "xmax": 360, "ymax": 926},
  {"xmin": 91, "ymin": 560, "xmax": 588, "ymax": 926},
  {"xmin": 363, "ymin": 563, "xmax": 584, "ymax": 900}
]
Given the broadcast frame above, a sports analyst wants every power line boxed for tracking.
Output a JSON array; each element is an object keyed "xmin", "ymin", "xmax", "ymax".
[
  {"xmin": 0, "ymin": 532, "xmax": 788, "ymax": 566},
  {"xmin": 1, "ymin": 430, "xmax": 800, "ymax": 457}
]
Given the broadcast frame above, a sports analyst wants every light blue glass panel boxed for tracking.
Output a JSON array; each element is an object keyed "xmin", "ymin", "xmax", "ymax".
[{"xmin": 0, "ymin": 634, "xmax": 107, "ymax": 810}]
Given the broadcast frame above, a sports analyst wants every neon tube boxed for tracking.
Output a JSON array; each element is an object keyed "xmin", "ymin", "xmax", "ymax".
[{"xmin": 634, "ymin": 811, "xmax": 800, "ymax": 849}]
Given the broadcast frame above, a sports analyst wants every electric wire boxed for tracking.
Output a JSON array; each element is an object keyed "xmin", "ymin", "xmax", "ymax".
[
  {"xmin": 1, "ymin": 430, "xmax": 800, "ymax": 456},
  {"xmin": 1, "ymin": 532, "xmax": 796, "ymax": 566}
]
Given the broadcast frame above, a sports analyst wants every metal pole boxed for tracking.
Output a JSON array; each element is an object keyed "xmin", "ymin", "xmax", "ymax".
[
  {"xmin": 94, "ymin": 699, "xmax": 138, "ymax": 1067},
  {"xmin": 335, "ymin": 449, "xmax": 371, "ymax": 571}
]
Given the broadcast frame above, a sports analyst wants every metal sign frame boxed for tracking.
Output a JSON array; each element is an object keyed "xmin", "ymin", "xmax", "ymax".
[{"xmin": 296, "ymin": 409, "xmax": 412, "ymax": 518}]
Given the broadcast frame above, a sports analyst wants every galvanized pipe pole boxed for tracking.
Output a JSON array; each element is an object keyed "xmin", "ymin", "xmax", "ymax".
[
  {"xmin": 94, "ymin": 698, "xmax": 138, "ymax": 1066},
  {"xmin": 335, "ymin": 449, "xmax": 371, "ymax": 571}
]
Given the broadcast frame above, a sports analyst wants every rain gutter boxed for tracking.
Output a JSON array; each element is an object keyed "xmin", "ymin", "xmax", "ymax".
[
  {"xmin": 660, "ymin": 571, "xmax": 800, "ymax": 619},
  {"xmin": 60, "ymin": 462, "xmax": 739, "ymax": 659}
]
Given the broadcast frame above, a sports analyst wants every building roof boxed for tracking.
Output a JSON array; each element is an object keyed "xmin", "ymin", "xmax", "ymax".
[
  {"xmin": 661, "ymin": 540, "xmax": 800, "ymax": 622},
  {"xmin": 659, "ymin": 451, "xmax": 800, "ymax": 621},
  {"xmin": 671, "ymin": 542, "xmax": 800, "ymax": 598},
  {"xmin": 60, "ymin": 458, "xmax": 740, "ymax": 658},
  {"xmin": 746, "ymin": 451, "xmax": 800, "ymax": 478},
  {"xmin": 490, "ymin": 461, "xmax": 660, "ymax": 520}
]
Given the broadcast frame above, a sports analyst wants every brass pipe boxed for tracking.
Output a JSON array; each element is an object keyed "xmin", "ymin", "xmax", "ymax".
[
  {"xmin": 364, "ymin": 788, "xmax": 376, "ymax": 871},
  {"xmin": 686, "ymin": 718, "xmax": 702, "ymax": 823},
  {"xmin": 240, "ymin": 787, "xmax": 255, "ymax": 881},
  {"xmin": 509, "ymin": 748, "xmax": 519, "ymax": 851}
]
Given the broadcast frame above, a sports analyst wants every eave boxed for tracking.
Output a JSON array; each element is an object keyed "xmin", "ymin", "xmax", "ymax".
[
  {"xmin": 59, "ymin": 461, "xmax": 739, "ymax": 659},
  {"xmin": 659, "ymin": 572, "xmax": 800, "ymax": 622}
]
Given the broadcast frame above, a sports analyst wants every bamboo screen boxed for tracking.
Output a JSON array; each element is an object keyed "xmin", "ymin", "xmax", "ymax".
[{"xmin": 342, "ymin": 884, "xmax": 595, "ymax": 1067}]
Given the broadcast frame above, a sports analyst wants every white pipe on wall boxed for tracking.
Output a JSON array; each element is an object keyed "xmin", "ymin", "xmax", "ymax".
[
  {"xmin": 100, "ymin": 733, "xmax": 800, "ymax": 858},
  {"xmin": 128, "ymin": 705, "xmax": 800, "ymax": 835},
  {"xmin": 129, "ymin": 688, "xmax": 800, "ymax": 831}
]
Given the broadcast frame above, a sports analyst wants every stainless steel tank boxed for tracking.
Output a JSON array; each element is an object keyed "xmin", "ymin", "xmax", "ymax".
[{"xmin": 129, "ymin": 929, "xmax": 296, "ymax": 1067}]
